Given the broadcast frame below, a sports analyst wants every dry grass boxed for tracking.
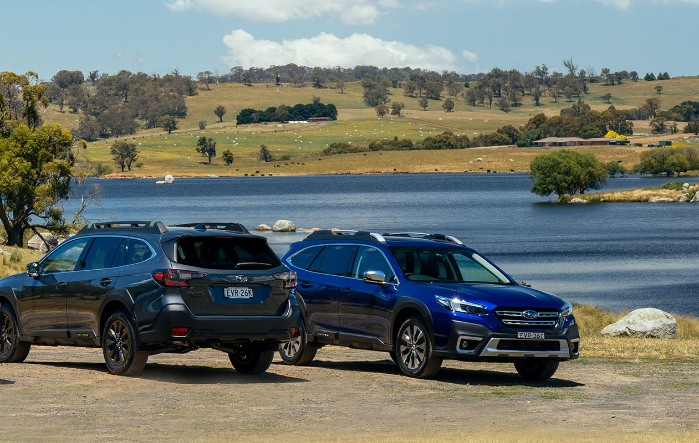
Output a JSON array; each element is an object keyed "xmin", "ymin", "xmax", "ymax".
[
  {"xmin": 574, "ymin": 303, "xmax": 699, "ymax": 360},
  {"xmin": 0, "ymin": 245, "xmax": 45, "ymax": 278}
]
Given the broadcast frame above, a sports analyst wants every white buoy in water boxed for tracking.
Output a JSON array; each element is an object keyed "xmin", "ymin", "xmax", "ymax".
[{"xmin": 156, "ymin": 175, "xmax": 175, "ymax": 184}]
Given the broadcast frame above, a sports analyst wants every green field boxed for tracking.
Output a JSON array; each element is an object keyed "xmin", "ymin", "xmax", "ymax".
[{"xmin": 41, "ymin": 76, "xmax": 699, "ymax": 177}]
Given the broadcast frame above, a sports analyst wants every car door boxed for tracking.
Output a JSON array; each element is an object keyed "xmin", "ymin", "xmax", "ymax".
[
  {"xmin": 16, "ymin": 237, "xmax": 91, "ymax": 338},
  {"xmin": 339, "ymin": 246, "xmax": 397, "ymax": 342},
  {"xmin": 66, "ymin": 236, "xmax": 125, "ymax": 340},
  {"xmin": 290, "ymin": 245, "xmax": 357, "ymax": 335}
]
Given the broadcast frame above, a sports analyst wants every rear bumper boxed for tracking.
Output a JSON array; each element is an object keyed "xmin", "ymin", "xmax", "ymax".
[
  {"xmin": 433, "ymin": 319, "xmax": 580, "ymax": 362},
  {"xmin": 138, "ymin": 298, "xmax": 301, "ymax": 346}
]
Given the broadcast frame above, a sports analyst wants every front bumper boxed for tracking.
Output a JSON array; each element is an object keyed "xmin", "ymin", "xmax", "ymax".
[
  {"xmin": 138, "ymin": 299, "xmax": 301, "ymax": 347},
  {"xmin": 433, "ymin": 318, "xmax": 580, "ymax": 362}
]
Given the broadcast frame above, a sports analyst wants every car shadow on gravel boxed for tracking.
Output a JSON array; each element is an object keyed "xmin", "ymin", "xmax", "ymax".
[
  {"xmin": 24, "ymin": 361, "xmax": 307, "ymax": 385},
  {"xmin": 303, "ymin": 359, "xmax": 584, "ymax": 388},
  {"xmin": 0, "ymin": 378, "xmax": 14, "ymax": 385}
]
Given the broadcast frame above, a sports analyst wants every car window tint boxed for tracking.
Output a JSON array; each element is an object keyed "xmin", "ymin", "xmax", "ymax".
[
  {"xmin": 290, "ymin": 246, "xmax": 324, "ymax": 270},
  {"xmin": 352, "ymin": 246, "xmax": 395, "ymax": 280},
  {"xmin": 81, "ymin": 237, "xmax": 123, "ymax": 270},
  {"xmin": 111, "ymin": 238, "xmax": 127, "ymax": 268},
  {"xmin": 127, "ymin": 239, "xmax": 153, "ymax": 265},
  {"xmin": 314, "ymin": 245, "xmax": 357, "ymax": 276},
  {"xmin": 175, "ymin": 237, "xmax": 280, "ymax": 270},
  {"xmin": 42, "ymin": 238, "xmax": 90, "ymax": 274}
]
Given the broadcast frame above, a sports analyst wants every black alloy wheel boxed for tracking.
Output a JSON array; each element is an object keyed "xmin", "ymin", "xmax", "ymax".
[
  {"xmin": 229, "ymin": 348, "xmax": 275, "ymax": 374},
  {"xmin": 0, "ymin": 305, "xmax": 31, "ymax": 363},
  {"xmin": 102, "ymin": 311, "xmax": 148, "ymax": 376},
  {"xmin": 395, "ymin": 316, "xmax": 442, "ymax": 378}
]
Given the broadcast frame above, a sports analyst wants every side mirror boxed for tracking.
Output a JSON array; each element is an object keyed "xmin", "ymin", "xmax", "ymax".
[
  {"xmin": 27, "ymin": 262, "xmax": 40, "ymax": 278},
  {"xmin": 363, "ymin": 270, "xmax": 387, "ymax": 286}
]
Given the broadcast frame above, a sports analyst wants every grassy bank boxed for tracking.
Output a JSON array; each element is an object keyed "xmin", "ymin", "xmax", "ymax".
[{"xmin": 577, "ymin": 181, "xmax": 697, "ymax": 203}]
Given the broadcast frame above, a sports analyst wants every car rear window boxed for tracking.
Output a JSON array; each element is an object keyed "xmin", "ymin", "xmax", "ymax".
[{"xmin": 174, "ymin": 236, "xmax": 281, "ymax": 270}]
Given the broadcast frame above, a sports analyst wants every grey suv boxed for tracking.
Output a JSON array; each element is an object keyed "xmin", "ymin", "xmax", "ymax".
[{"xmin": 0, "ymin": 221, "xmax": 300, "ymax": 375}]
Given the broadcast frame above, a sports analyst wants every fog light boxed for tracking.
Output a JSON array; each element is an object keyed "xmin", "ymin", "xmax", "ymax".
[
  {"xmin": 460, "ymin": 340, "xmax": 471, "ymax": 350},
  {"xmin": 172, "ymin": 327, "xmax": 189, "ymax": 337}
]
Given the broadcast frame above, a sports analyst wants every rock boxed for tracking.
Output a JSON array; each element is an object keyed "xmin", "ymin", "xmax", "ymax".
[
  {"xmin": 27, "ymin": 233, "xmax": 65, "ymax": 252},
  {"xmin": 272, "ymin": 220, "xmax": 296, "ymax": 232},
  {"xmin": 569, "ymin": 198, "xmax": 589, "ymax": 204},
  {"xmin": 691, "ymin": 193, "xmax": 699, "ymax": 203},
  {"xmin": 683, "ymin": 183, "xmax": 690, "ymax": 189},
  {"xmin": 0, "ymin": 247, "xmax": 10, "ymax": 256},
  {"xmin": 255, "ymin": 224, "xmax": 272, "ymax": 231},
  {"xmin": 648, "ymin": 197, "xmax": 674, "ymax": 203},
  {"xmin": 601, "ymin": 308, "xmax": 677, "ymax": 339},
  {"xmin": 679, "ymin": 194, "xmax": 690, "ymax": 202}
]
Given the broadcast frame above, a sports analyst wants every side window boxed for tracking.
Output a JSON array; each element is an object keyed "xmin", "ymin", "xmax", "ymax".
[
  {"xmin": 126, "ymin": 239, "xmax": 153, "ymax": 265},
  {"xmin": 290, "ymin": 246, "xmax": 324, "ymax": 270},
  {"xmin": 352, "ymin": 246, "xmax": 396, "ymax": 281},
  {"xmin": 81, "ymin": 237, "xmax": 123, "ymax": 270},
  {"xmin": 42, "ymin": 238, "xmax": 90, "ymax": 274},
  {"xmin": 314, "ymin": 245, "xmax": 357, "ymax": 277}
]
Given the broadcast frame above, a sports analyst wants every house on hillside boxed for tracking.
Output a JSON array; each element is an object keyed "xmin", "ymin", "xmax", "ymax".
[{"xmin": 533, "ymin": 137, "xmax": 630, "ymax": 147}]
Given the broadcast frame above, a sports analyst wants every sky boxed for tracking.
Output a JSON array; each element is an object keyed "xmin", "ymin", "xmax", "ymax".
[{"xmin": 2, "ymin": 0, "xmax": 698, "ymax": 81}]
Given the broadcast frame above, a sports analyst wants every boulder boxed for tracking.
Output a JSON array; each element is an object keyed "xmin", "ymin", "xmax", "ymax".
[
  {"xmin": 255, "ymin": 224, "xmax": 272, "ymax": 231},
  {"xmin": 272, "ymin": 220, "xmax": 296, "ymax": 232},
  {"xmin": 648, "ymin": 197, "xmax": 674, "ymax": 203},
  {"xmin": 691, "ymin": 193, "xmax": 699, "ymax": 203},
  {"xmin": 27, "ymin": 233, "xmax": 62, "ymax": 252},
  {"xmin": 601, "ymin": 308, "xmax": 677, "ymax": 339},
  {"xmin": 569, "ymin": 198, "xmax": 589, "ymax": 204},
  {"xmin": 679, "ymin": 194, "xmax": 690, "ymax": 202}
]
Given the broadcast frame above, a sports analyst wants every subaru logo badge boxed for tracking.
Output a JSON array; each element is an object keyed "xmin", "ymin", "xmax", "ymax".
[
  {"xmin": 235, "ymin": 275, "xmax": 248, "ymax": 283},
  {"xmin": 523, "ymin": 310, "xmax": 539, "ymax": 319}
]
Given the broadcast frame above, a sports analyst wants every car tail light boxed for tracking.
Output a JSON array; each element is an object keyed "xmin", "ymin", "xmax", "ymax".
[
  {"xmin": 171, "ymin": 327, "xmax": 189, "ymax": 337},
  {"xmin": 272, "ymin": 271, "xmax": 297, "ymax": 289},
  {"xmin": 152, "ymin": 270, "xmax": 207, "ymax": 287}
]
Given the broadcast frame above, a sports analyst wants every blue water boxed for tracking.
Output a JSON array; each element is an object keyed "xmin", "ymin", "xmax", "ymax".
[{"xmin": 61, "ymin": 174, "xmax": 699, "ymax": 316}]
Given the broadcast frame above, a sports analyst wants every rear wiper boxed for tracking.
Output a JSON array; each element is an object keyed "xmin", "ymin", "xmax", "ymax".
[{"xmin": 235, "ymin": 262, "xmax": 274, "ymax": 269}]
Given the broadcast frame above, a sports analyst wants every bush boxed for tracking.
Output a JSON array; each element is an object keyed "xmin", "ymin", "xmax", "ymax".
[
  {"xmin": 530, "ymin": 150, "xmax": 608, "ymax": 202},
  {"xmin": 199, "ymin": 120, "xmax": 207, "ymax": 130},
  {"xmin": 322, "ymin": 142, "xmax": 370, "ymax": 155}
]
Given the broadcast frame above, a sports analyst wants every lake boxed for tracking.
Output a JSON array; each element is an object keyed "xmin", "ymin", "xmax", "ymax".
[{"xmin": 61, "ymin": 173, "xmax": 699, "ymax": 316}]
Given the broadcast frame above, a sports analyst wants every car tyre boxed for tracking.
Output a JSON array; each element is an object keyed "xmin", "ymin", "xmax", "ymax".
[
  {"xmin": 514, "ymin": 358, "xmax": 559, "ymax": 381},
  {"xmin": 102, "ymin": 311, "xmax": 148, "ymax": 376},
  {"xmin": 229, "ymin": 348, "xmax": 275, "ymax": 374},
  {"xmin": 0, "ymin": 304, "xmax": 31, "ymax": 363},
  {"xmin": 278, "ymin": 321, "xmax": 318, "ymax": 365},
  {"xmin": 395, "ymin": 316, "xmax": 442, "ymax": 378}
]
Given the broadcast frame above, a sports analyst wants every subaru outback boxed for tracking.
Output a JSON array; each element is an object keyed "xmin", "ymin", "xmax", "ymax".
[
  {"xmin": 278, "ymin": 230, "xmax": 579, "ymax": 380},
  {"xmin": 0, "ymin": 221, "xmax": 300, "ymax": 375}
]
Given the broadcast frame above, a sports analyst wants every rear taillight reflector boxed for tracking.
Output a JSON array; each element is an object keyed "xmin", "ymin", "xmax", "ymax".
[{"xmin": 171, "ymin": 327, "xmax": 189, "ymax": 337}]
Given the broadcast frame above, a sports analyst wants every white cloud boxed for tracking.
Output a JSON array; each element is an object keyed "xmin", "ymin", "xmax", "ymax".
[
  {"xmin": 594, "ymin": 0, "xmax": 632, "ymax": 9},
  {"xmin": 221, "ymin": 30, "xmax": 475, "ymax": 71},
  {"xmin": 462, "ymin": 50, "xmax": 478, "ymax": 63},
  {"xmin": 167, "ymin": 0, "xmax": 383, "ymax": 24}
]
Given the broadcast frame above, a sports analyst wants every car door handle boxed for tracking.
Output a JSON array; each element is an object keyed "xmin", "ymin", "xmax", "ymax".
[
  {"xmin": 299, "ymin": 281, "xmax": 311, "ymax": 288},
  {"xmin": 341, "ymin": 287, "xmax": 351, "ymax": 294},
  {"xmin": 100, "ymin": 278, "xmax": 112, "ymax": 287},
  {"xmin": 55, "ymin": 282, "xmax": 67, "ymax": 291}
]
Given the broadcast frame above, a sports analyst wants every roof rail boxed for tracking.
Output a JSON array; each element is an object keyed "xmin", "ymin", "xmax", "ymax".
[
  {"xmin": 304, "ymin": 229, "xmax": 386, "ymax": 243},
  {"xmin": 171, "ymin": 222, "xmax": 249, "ymax": 234},
  {"xmin": 382, "ymin": 232, "xmax": 464, "ymax": 245},
  {"xmin": 79, "ymin": 221, "xmax": 168, "ymax": 234}
]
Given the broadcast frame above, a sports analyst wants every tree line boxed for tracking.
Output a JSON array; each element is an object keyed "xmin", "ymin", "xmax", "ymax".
[{"xmin": 236, "ymin": 98, "xmax": 337, "ymax": 125}]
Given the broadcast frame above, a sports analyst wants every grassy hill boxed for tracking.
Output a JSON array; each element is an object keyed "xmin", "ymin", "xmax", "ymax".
[{"xmin": 42, "ymin": 76, "xmax": 699, "ymax": 178}]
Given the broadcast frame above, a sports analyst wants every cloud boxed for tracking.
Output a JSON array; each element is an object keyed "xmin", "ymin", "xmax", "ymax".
[
  {"xmin": 594, "ymin": 0, "xmax": 632, "ymax": 8},
  {"xmin": 221, "ymin": 30, "xmax": 476, "ymax": 71},
  {"xmin": 167, "ymin": 0, "xmax": 385, "ymax": 24}
]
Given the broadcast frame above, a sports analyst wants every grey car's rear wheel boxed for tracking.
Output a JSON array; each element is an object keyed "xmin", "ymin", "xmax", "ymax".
[
  {"xmin": 229, "ymin": 348, "xmax": 274, "ymax": 374},
  {"xmin": 102, "ymin": 311, "xmax": 148, "ymax": 376},
  {"xmin": 278, "ymin": 322, "xmax": 318, "ymax": 365},
  {"xmin": 395, "ymin": 316, "xmax": 442, "ymax": 378},
  {"xmin": 0, "ymin": 305, "xmax": 31, "ymax": 363},
  {"xmin": 514, "ymin": 358, "xmax": 560, "ymax": 381}
]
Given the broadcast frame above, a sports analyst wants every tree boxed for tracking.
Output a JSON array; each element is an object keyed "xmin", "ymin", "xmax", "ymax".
[
  {"xmin": 196, "ymin": 136, "xmax": 216, "ymax": 164},
  {"xmin": 418, "ymin": 97, "xmax": 429, "ymax": 111},
  {"xmin": 530, "ymin": 150, "xmax": 608, "ymax": 202},
  {"xmin": 390, "ymin": 102, "xmax": 405, "ymax": 116},
  {"xmin": 375, "ymin": 104, "xmax": 388, "ymax": 118},
  {"xmin": 606, "ymin": 161, "xmax": 627, "ymax": 177},
  {"xmin": 197, "ymin": 71, "xmax": 214, "ymax": 90},
  {"xmin": 650, "ymin": 117, "xmax": 668, "ymax": 134},
  {"xmin": 497, "ymin": 97, "xmax": 511, "ymax": 113},
  {"xmin": 214, "ymin": 105, "xmax": 226, "ymax": 122},
  {"xmin": 157, "ymin": 115, "xmax": 178, "ymax": 134},
  {"xmin": 0, "ymin": 123, "xmax": 74, "ymax": 246},
  {"xmin": 442, "ymin": 98, "xmax": 455, "ymax": 112},
  {"xmin": 258, "ymin": 144, "xmax": 272, "ymax": 162},
  {"xmin": 222, "ymin": 149, "xmax": 234, "ymax": 165},
  {"xmin": 602, "ymin": 93, "xmax": 612, "ymax": 104},
  {"xmin": 110, "ymin": 141, "xmax": 139, "ymax": 172},
  {"xmin": 532, "ymin": 86, "xmax": 542, "ymax": 106},
  {"xmin": 637, "ymin": 149, "xmax": 693, "ymax": 176},
  {"xmin": 685, "ymin": 119, "xmax": 699, "ymax": 135}
]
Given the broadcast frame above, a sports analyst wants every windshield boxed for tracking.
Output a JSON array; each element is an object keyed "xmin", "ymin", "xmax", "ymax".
[{"xmin": 388, "ymin": 246, "xmax": 511, "ymax": 284}]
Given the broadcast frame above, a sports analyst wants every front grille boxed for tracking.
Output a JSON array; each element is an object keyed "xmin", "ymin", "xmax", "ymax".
[
  {"xmin": 496, "ymin": 340, "xmax": 561, "ymax": 352},
  {"xmin": 495, "ymin": 308, "xmax": 559, "ymax": 329}
]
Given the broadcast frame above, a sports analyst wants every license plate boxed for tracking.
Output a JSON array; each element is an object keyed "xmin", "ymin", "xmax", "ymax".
[
  {"xmin": 517, "ymin": 332, "xmax": 545, "ymax": 339},
  {"xmin": 223, "ymin": 287, "xmax": 253, "ymax": 299}
]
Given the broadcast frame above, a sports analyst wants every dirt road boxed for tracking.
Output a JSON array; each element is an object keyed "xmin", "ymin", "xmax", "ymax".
[{"xmin": 1, "ymin": 346, "xmax": 697, "ymax": 442}]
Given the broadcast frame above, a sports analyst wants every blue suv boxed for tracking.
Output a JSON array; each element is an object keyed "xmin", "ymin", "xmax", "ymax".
[{"xmin": 278, "ymin": 230, "xmax": 579, "ymax": 380}]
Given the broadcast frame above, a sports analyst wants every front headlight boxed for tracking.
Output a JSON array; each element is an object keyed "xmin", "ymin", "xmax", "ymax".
[
  {"xmin": 435, "ymin": 295, "xmax": 487, "ymax": 315},
  {"xmin": 560, "ymin": 301, "xmax": 573, "ymax": 317}
]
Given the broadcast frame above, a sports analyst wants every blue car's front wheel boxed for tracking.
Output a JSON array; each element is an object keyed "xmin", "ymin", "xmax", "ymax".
[{"xmin": 395, "ymin": 316, "xmax": 442, "ymax": 378}]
